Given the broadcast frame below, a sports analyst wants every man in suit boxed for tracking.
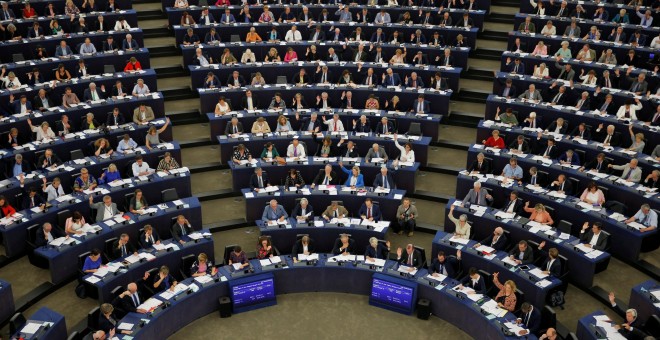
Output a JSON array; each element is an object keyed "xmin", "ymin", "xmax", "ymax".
[
  {"xmin": 517, "ymin": 303, "xmax": 542, "ymax": 336},
  {"xmin": 579, "ymin": 153, "xmax": 610, "ymax": 173},
  {"xmin": 370, "ymin": 28, "xmax": 386, "ymax": 43},
  {"xmin": 133, "ymin": 104, "xmax": 155, "ymax": 124},
  {"xmin": 627, "ymin": 70, "xmax": 648, "ymax": 95},
  {"xmin": 311, "ymin": 165, "xmax": 338, "ymax": 188},
  {"xmin": 33, "ymin": 89, "xmax": 53, "ymax": 111},
  {"xmin": 241, "ymin": 90, "xmax": 260, "ymax": 110},
  {"xmin": 608, "ymin": 26, "xmax": 627, "ymax": 43},
  {"xmin": 38, "ymin": 149, "xmax": 62, "ymax": 169},
  {"xmin": 396, "ymin": 244, "xmax": 423, "ymax": 270},
  {"xmin": 171, "ymin": 215, "xmax": 194, "ymax": 244},
  {"xmin": 558, "ymin": 149, "xmax": 580, "ymax": 166},
  {"xmin": 27, "ymin": 22, "xmax": 44, "ymax": 38},
  {"xmin": 381, "ymin": 68, "xmax": 402, "ymax": 86},
  {"xmin": 292, "ymin": 236, "xmax": 315, "ymax": 262},
  {"xmin": 409, "ymin": 95, "xmax": 431, "ymax": 114},
  {"xmin": 509, "ymin": 37, "xmax": 527, "ymax": 53},
  {"xmin": 83, "ymin": 83, "xmax": 105, "ymax": 102},
  {"xmin": 509, "ymin": 240, "xmax": 534, "ymax": 265},
  {"xmin": 225, "ymin": 117, "xmax": 244, "ymax": 136},
  {"xmin": 375, "ymin": 117, "xmax": 394, "ymax": 135},
  {"xmin": 573, "ymin": 91, "xmax": 591, "ymax": 111},
  {"xmin": 463, "ymin": 181, "xmax": 492, "ymax": 206},
  {"xmin": 537, "ymin": 138, "xmax": 559, "ymax": 159},
  {"xmin": 10, "ymin": 95, "xmax": 33, "ymax": 114},
  {"xmin": 609, "ymin": 159, "xmax": 642, "ymax": 182},
  {"xmin": 545, "ymin": 84, "xmax": 569, "ymax": 106},
  {"xmin": 111, "ymin": 81, "xmax": 129, "ymax": 98},
  {"xmin": 538, "ymin": 242, "xmax": 562, "ymax": 277},
  {"xmin": 476, "ymin": 227, "xmax": 508, "ymax": 251},
  {"xmin": 332, "ymin": 234, "xmax": 356, "ymax": 255},
  {"xmin": 327, "ymin": 28, "xmax": 345, "ymax": 42},
  {"xmin": 191, "ymin": 48, "xmax": 212, "ymax": 66},
  {"xmin": 219, "ymin": 8, "xmax": 235, "ymax": 23},
  {"xmin": 123, "ymin": 34, "xmax": 140, "ymax": 51},
  {"xmin": 460, "ymin": 267, "xmax": 487, "ymax": 294},
  {"xmin": 364, "ymin": 237, "xmax": 389, "ymax": 260},
  {"xmin": 579, "ymin": 222, "xmax": 608, "ymax": 251},
  {"xmin": 296, "ymin": 112, "xmax": 321, "ymax": 132},
  {"xmin": 358, "ymin": 198, "xmax": 382, "ymax": 222},
  {"xmin": 250, "ymin": 167, "xmax": 270, "ymax": 191},
  {"xmin": 93, "ymin": 15, "xmax": 109, "ymax": 32},
  {"xmin": 34, "ymin": 222, "xmax": 64, "ymax": 247},
  {"xmin": 262, "ymin": 199, "xmax": 288, "ymax": 223},
  {"xmin": 102, "ymin": 36, "xmax": 119, "ymax": 52},
  {"xmin": 322, "ymin": 202, "xmax": 348, "ymax": 220},
  {"xmin": 518, "ymin": 16, "xmax": 536, "ymax": 33},
  {"xmin": 569, "ymin": 123, "xmax": 591, "ymax": 140},
  {"xmin": 226, "ymin": 71, "xmax": 246, "ymax": 88},
  {"xmin": 336, "ymin": 139, "xmax": 358, "ymax": 158},
  {"xmin": 598, "ymin": 70, "xmax": 619, "ymax": 90},
  {"xmin": 499, "ymin": 78, "xmax": 517, "ymax": 98},
  {"xmin": 54, "ymin": 40, "xmax": 74, "ymax": 57},
  {"xmin": 139, "ymin": 225, "xmax": 160, "ymax": 249},
  {"xmin": 437, "ymin": 48, "xmax": 453, "ymax": 67},
  {"xmin": 89, "ymin": 195, "xmax": 121, "ymax": 223},
  {"xmin": 518, "ymin": 84, "xmax": 542, "ymax": 102},
  {"xmin": 373, "ymin": 166, "xmax": 394, "ymax": 189},
  {"xmin": 644, "ymin": 170, "xmax": 660, "ymax": 189},
  {"xmin": 365, "ymin": 144, "xmax": 388, "ymax": 163},
  {"xmin": 71, "ymin": 17, "xmax": 90, "ymax": 34},
  {"xmin": 112, "ymin": 233, "xmax": 137, "ymax": 259},
  {"xmin": 468, "ymin": 152, "xmax": 491, "ymax": 174},
  {"xmin": 608, "ymin": 294, "xmax": 649, "ymax": 339},
  {"xmin": 106, "ymin": 108, "xmax": 126, "ymax": 126},
  {"xmin": 500, "ymin": 192, "xmax": 523, "ymax": 216},
  {"xmin": 505, "ymin": 58, "xmax": 525, "ymax": 74},
  {"xmin": 404, "ymin": 72, "xmax": 424, "ymax": 88},
  {"xmin": 508, "ymin": 135, "xmax": 530, "ymax": 155},
  {"xmin": 546, "ymin": 117, "xmax": 568, "ymax": 134},
  {"xmin": 628, "ymin": 30, "xmax": 646, "ymax": 47},
  {"xmin": 291, "ymin": 198, "xmax": 314, "ymax": 222},
  {"xmin": 308, "ymin": 25, "xmax": 326, "ymax": 42},
  {"xmin": 22, "ymin": 187, "xmax": 46, "ymax": 210},
  {"xmin": 315, "ymin": 65, "xmax": 333, "ymax": 84},
  {"xmin": 594, "ymin": 124, "xmax": 620, "ymax": 147},
  {"xmin": 0, "ymin": 2, "xmax": 15, "ymax": 20},
  {"xmin": 117, "ymin": 282, "xmax": 147, "ymax": 314},
  {"xmin": 429, "ymin": 250, "xmax": 460, "ymax": 278},
  {"xmin": 563, "ymin": 21, "xmax": 581, "ymax": 38}
]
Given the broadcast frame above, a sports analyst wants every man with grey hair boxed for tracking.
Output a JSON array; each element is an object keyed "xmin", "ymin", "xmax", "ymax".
[
  {"xmin": 448, "ymin": 204, "xmax": 471, "ymax": 239},
  {"xmin": 89, "ymin": 195, "xmax": 121, "ymax": 222},
  {"xmin": 595, "ymin": 123, "xmax": 620, "ymax": 146},
  {"xmin": 468, "ymin": 152, "xmax": 490, "ymax": 174},
  {"xmin": 462, "ymin": 181, "xmax": 492, "ymax": 206},
  {"xmin": 365, "ymin": 236, "xmax": 390, "ymax": 260},
  {"xmin": 625, "ymin": 204, "xmax": 657, "ymax": 232},
  {"xmin": 35, "ymin": 222, "xmax": 65, "ymax": 247},
  {"xmin": 132, "ymin": 78, "xmax": 150, "ymax": 96},
  {"xmin": 643, "ymin": 169, "xmax": 659, "ymax": 189},
  {"xmin": 292, "ymin": 198, "xmax": 313, "ymax": 221},
  {"xmin": 608, "ymin": 292, "xmax": 648, "ymax": 338},
  {"xmin": 116, "ymin": 282, "xmax": 146, "ymax": 313},
  {"xmin": 608, "ymin": 158, "xmax": 642, "ymax": 183},
  {"xmin": 396, "ymin": 243, "xmax": 422, "ymax": 270},
  {"xmin": 250, "ymin": 167, "xmax": 270, "ymax": 191},
  {"xmin": 476, "ymin": 226, "xmax": 508, "ymax": 250},
  {"xmin": 365, "ymin": 143, "xmax": 388, "ymax": 163},
  {"xmin": 292, "ymin": 235, "xmax": 315, "ymax": 262},
  {"xmin": 262, "ymin": 199, "xmax": 288, "ymax": 222},
  {"xmin": 11, "ymin": 153, "xmax": 30, "ymax": 177},
  {"xmin": 79, "ymin": 37, "xmax": 97, "ymax": 54},
  {"xmin": 84, "ymin": 83, "xmax": 105, "ymax": 102}
]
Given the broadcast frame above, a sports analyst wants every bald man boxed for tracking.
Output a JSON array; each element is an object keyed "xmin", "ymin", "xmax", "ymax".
[{"xmin": 116, "ymin": 282, "xmax": 147, "ymax": 314}]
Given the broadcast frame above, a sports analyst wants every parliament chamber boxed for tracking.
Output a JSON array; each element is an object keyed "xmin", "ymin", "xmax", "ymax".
[{"xmin": 0, "ymin": 0, "xmax": 659, "ymax": 339}]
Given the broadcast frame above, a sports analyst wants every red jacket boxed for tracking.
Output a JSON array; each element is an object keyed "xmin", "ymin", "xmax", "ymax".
[{"xmin": 124, "ymin": 61, "xmax": 142, "ymax": 72}]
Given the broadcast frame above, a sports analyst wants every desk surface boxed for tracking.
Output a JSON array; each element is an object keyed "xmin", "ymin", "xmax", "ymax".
[
  {"xmin": 116, "ymin": 254, "xmax": 528, "ymax": 340},
  {"xmin": 629, "ymin": 280, "xmax": 660, "ymax": 324},
  {"xmin": 0, "ymin": 280, "xmax": 15, "ymax": 325},
  {"xmin": 35, "ymin": 196, "xmax": 201, "ymax": 284},
  {"xmin": 12, "ymin": 307, "xmax": 66, "ymax": 340}
]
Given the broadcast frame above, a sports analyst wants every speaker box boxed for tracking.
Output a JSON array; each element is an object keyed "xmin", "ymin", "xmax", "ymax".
[
  {"xmin": 417, "ymin": 298, "xmax": 431, "ymax": 320},
  {"xmin": 219, "ymin": 297, "xmax": 232, "ymax": 318}
]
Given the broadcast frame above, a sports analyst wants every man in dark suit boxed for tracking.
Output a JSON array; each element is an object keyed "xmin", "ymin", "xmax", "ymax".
[
  {"xmin": 410, "ymin": 95, "xmax": 431, "ymax": 114},
  {"xmin": 375, "ymin": 117, "xmax": 394, "ymax": 135},
  {"xmin": 32, "ymin": 89, "xmax": 54, "ymax": 111},
  {"xmin": 297, "ymin": 112, "xmax": 321, "ymax": 132},
  {"xmin": 226, "ymin": 71, "xmax": 246, "ymax": 88},
  {"xmin": 111, "ymin": 81, "xmax": 129, "ymax": 97},
  {"xmin": 508, "ymin": 135, "xmax": 530, "ymax": 155},
  {"xmin": 113, "ymin": 234, "xmax": 137, "ymax": 260},
  {"xmin": 308, "ymin": 25, "xmax": 326, "ymax": 42},
  {"xmin": 364, "ymin": 237, "xmax": 389, "ymax": 260},
  {"xmin": 460, "ymin": 267, "xmax": 487, "ymax": 294},
  {"xmin": 538, "ymin": 242, "xmax": 562, "ymax": 277},
  {"xmin": 463, "ymin": 181, "xmax": 492, "ymax": 206},
  {"xmin": 106, "ymin": 108, "xmax": 126, "ymax": 126},
  {"xmin": 83, "ymin": 83, "xmax": 105, "ymax": 102},
  {"xmin": 506, "ymin": 58, "xmax": 525, "ymax": 74},
  {"xmin": 225, "ymin": 117, "xmax": 244, "ymax": 135},
  {"xmin": 549, "ymin": 174, "xmax": 573, "ymax": 195},
  {"xmin": 381, "ymin": 68, "xmax": 402, "ymax": 86},
  {"xmin": 476, "ymin": 227, "xmax": 508, "ymax": 251},
  {"xmin": 10, "ymin": 95, "xmax": 33, "ymax": 114},
  {"xmin": 292, "ymin": 236, "xmax": 315, "ymax": 261},
  {"xmin": 498, "ymin": 78, "xmax": 517, "ymax": 98},
  {"xmin": 27, "ymin": 22, "xmax": 44, "ymax": 38},
  {"xmin": 250, "ymin": 167, "xmax": 270, "ymax": 191},
  {"xmin": 500, "ymin": 192, "xmax": 523, "ymax": 215},
  {"xmin": 546, "ymin": 118, "xmax": 569, "ymax": 134},
  {"xmin": 468, "ymin": 152, "xmax": 491, "ymax": 174},
  {"xmin": 537, "ymin": 138, "xmax": 559, "ymax": 159},
  {"xmin": 429, "ymin": 250, "xmax": 460, "ymax": 279},
  {"xmin": 291, "ymin": 198, "xmax": 314, "ymax": 222},
  {"xmin": 594, "ymin": 123, "xmax": 620, "ymax": 147},
  {"xmin": 171, "ymin": 215, "xmax": 194, "ymax": 244},
  {"xmin": 579, "ymin": 222, "xmax": 609, "ymax": 250},
  {"xmin": 139, "ymin": 225, "xmax": 160, "ymax": 249},
  {"xmin": 544, "ymin": 84, "xmax": 569, "ymax": 106},
  {"xmin": 573, "ymin": 91, "xmax": 591, "ymax": 111},
  {"xmin": 22, "ymin": 187, "xmax": 46, "ymax": 210},
  {"xmin": 34, "ymin": 222, "xmax": 64, "ymax": 247},
  {"xmin": 241, "ymin": 90, "xmax": 260, "ymax": 110},
  {"xmin": 558, "ymin": 150, "xmax": 580, "ymax": 166},
  {"xmin": 116, "ymin": 282, "xmax": 147, "ymax": 314},
  {"xmin": 102, "ymin": 36, "xmax": 119, "ymax": 52},
  {"xmin": 396, "ymin": 244, "xmax": 423, "ymax": 269},
  {"xmin": 579, "ymin": 153, "xmax": 610, "ymax": 173},
  {"xmin": 370, "ymin": 28, "xmax": 386, "ymax": 43},
  {"xmin": 568, "ymin": 123, "xmax": 591, "ymax": 140},
  {"xmin": 509, "ymin": 240, "xmax": 534, "ymax": 265},
  {"xmin": 373, "ymin": 166, "xmax": 394, "ymax": 189},
  {"xmin": 358, "ymin": 198, "xmax": 382, "ymax": 222},
  {"xmin": 517, "ymin": 303, "xmax": 542, "ymax": 336},
  {"xmin": 38, "ymin": 149, "xmax": 62, "ymax": 169},
  {"xmin": 311, "ymin": 165, "xmax": 339, "ymax": 187}
]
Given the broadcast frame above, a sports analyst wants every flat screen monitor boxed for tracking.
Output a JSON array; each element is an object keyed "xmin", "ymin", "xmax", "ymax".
[
  {"xmin": 369, "ymin": 273, "xmax": 418, "ymax": 315},
  {"xmin": 229, "ymin": 273, "xmax": 276, "ymax": 313}
]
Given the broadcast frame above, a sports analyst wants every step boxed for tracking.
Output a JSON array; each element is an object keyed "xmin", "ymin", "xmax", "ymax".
[
  {"xmin": 166, "ymin": 109, "xmax": 204, "ymax": 125},
  {"xmin": 470, "ymin": 47, "xmax": 504, "ymax": 61},
  {"xmin": 154, "ymin": 65, "xmax": 187, "ymax": 78},
  {"xmin": 179, "ymin": 138, "xmax": 215, "ymax": 148},
  {"xmin": 435, "ymin": 140, "xmax": 471, "ymax": 150},
  {"xmin": 144, "ymin": 28, "xmax": 172, "ymax": 39},
  {"xmin": 495, "ymin": 0, "xmax": 521, "ymax": 7},
  {"xmin": 136, "ymin": 9, "xmax": 166, "ymax": 20},
  {"xmin": 456, "ymin": 89, "xmax": 489, "ymax": 104},
  {"xmin": 488, "ymin": 12, "xmax": 515, "ymax": 24},
  {"xmin": 132, "ymin": 0, "xmax": 162, "ymax": 4},
  {"xmin": 462, "ymin": 67, "xmax": 495, "ymax": 82},
  {"xmin": 479, "ymin": 29, "xmax": 509, "ymax": 42},
  {"xmin": 147, "ymin": 45, "xmax": 179, "ymax": 58},
  {"xmin": 161, "ymin": 87, "xmax": 197, "ymax": 101}
]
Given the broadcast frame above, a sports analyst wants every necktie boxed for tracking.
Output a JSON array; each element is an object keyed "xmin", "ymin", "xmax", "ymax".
[
  {"xmin": 604, "ymin": 135, "xmax": 611, "ymax": 144},
  {"xmin": 652, "ymin": 113, "xmax": 660, "ymax": 123},
  {"xmin": 641, "ymin": 214, "xmax": 649, "ymax": 226},
  {"xmin": 390, "ymin": 75, "xmax": 393, "ymax": 85},
  {"xmin": 632, "ymin": 83, "xmax": 639, "ymax": 92},
  {"xmin": 553, "ymin": 93, "xmax": 561, "ymax": 103},
  {"xmin": 258, "ymin": 176, "xmax": 263, "ymax": 188},
  {"xmin": 544, "ymin": 146, "xmax": 551, "ymax": 157},
  {"xmin": 181, "ymin": 225, "xmax": 186, "ymax": 236},
  {"xmin": 577, "ymin": 100, "xmax": 583, "ymax": 109},
  {"xmin": 234, "ymin": 126, "xmax": 238, "ymax": 134},
  {"xmin": 333, "ymin": 122, "xmax": 337, "ymax": 131},
  {"xmin": 525, "ymin": 23, "xmax": 528, "ymax": 31},
  {"xmin": 324, "ymin": 177, "xmax": 329, "ymax": 185},
  {"xmin": 383, "ymin": 125, "xmax": 387, "ymax": 134},
  {"xmin": 383, "ymin": 176, "xmax": 388, "ymax": 189},
  {"xmin": 477, "ymin": 193, "xmax": 481, "ymax": 205},
  {"xmin": 294, "ymin": 146, "xmax": 298, "ymax": 156},
  {"xmin": 313, "ymin": 32, "xmax": 318, "ymax": 41},
  {"xmin": 514, "ymin": 65, "xmax": 519, "ymax": 73},
  {"xmin": 122, "ymin": 245, "xmax": 127, "ymax": 256},
  {"xmin": 31, "ymin": 198, "xmax": 35, "ymax": 208},
  {"xmin": 625, "ymin": 168, "xmax": 633, "ymax": 180},
  {"xmin": 558, "ymin": 8, "xmax": 563, "ymax": 16},
  {"xmin": 367, "ymin": 208, "xmax": 371, "ymax": 219},
  {"xmin": 408, "ymin": 254, "xmax": 413, "ymax": 266},
  {"xmin": 334, "ymin": 210, "xmax": 338, "ymax": 217},
  {"xmin": 531, "ymin": 176, "xmax": 536, "ymax": 185},
  {"xmin": 596, "ymin": 162, "xmax": 602, "ymax": 171},
  {"xmin": 439, "ymin": 263, "xmax": 444, "ymax": 275},
  {"xmin": 560, "ymin": 182, "xmax": 564, "ymax": 191},
  {"xmin": 418, "ymin": 102, "xmax": 422, "ymax": 112},
  {"xmin": 132, "ymin": 294, "xmax": 139, "ymax": 307},
  {"xmin": 601, "ymin": 103, "xmax": 608, "ymax": 111}
]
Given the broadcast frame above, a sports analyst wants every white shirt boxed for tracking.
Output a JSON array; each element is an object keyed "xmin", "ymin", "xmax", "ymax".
[
  {"xmin": 285, "ymin": 30, "xmax": 302, "ymax": 42},
  {"xmin": 32, "ymin": 126, "xmax": 56, "ymax": 141},
  {"xmin": 287, "ymin": 144, "xmax": 306, "ymax": 157},
  {"xmin": 103, "ymin": 205, "xmax": 114, "ymax": 220},
  {"xmin": 323, "ymin": 119, "xmax": 345, "ymax": 131},
  {"xmin": 132, "ymin": 84, "xmax": 150, "ymax": 95},
  {"xmin": 44, "ymin": 184, "xmax": 65, "ymax": 201},
  {"xmin": 114, "ymin": 21, "xmax": 131, "ymax": 30},
  {"xmin": 589, "ymin": 232, "xmax": 600, "ymax": 246},
  {"xmin": 246, "ymin": 97, "xmax": 254, "ymax": 110},
  {"xmin": 132, "ymin": 162, "xmax": 153, "ymax": 176}
]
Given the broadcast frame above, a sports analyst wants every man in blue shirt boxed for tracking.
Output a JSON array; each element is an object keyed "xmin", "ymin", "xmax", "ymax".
[
  {"xmin": 625, "ymin": 204, "xmax": 657, "ymax": 233},
  {"xmin": 262, "ymin": 199, "xmax": 288, "ymax": 222},
  {"xmin": 501, "ymin": 158, "xmax": 523, "ymax": 180},
  {"xmin": 12, "ymin": 154, "xmax": 30, "ymax": 177}
]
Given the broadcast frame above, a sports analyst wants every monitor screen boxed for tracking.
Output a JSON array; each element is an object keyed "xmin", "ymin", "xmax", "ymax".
[
  {"xmin": 229, "ymin": 273, "xmax": 276, "ymax": 313},
  {"xmin": 369, "ymin": 273, "xmax": 418, "ymax": 315}
]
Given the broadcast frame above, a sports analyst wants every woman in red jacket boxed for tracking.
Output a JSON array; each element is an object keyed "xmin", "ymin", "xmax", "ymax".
[
  {"xmin": 483, "ymin": 130, "xmax": 505, "ymax": 149},
  {"xmin": 0, "ymin": 195, "xmax": 16, "ymax": 217},
  {"xmin": 124, "ymin": 57, "xmax": 142, "ymax": 72}
]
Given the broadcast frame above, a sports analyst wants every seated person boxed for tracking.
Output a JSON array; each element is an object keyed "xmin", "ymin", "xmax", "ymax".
[
  {"xmin": 260, "ymin": 143, "xmax": 280, "ymax": 162},
  {"xmin": 232, "ymin": 144, "xmax": 252, "ymax": 164},
  {"xmin": 131, "ymin": 156, "xmax": 154, "ymax": 177},
  {"xmin": 116, "ymin": 134, "xmax": 137, "ymax": 154},
  {"xmin": 508, "ymin": 240, "xmax": 534, "ymax": 265},
  {"xmin": 82, "ymin": 249, "xmax": 103, "ymax": 274},
  {"xmin": 113, "ymin": 233, "xmax": 137, "ymax": 259},
  {"xmin": 501, "ymin": 158, "xmax": 523, "ymax": 180},
  {"xmin": 73, "ymin": 168, "xmax": 97, "ymax": 192},
  {"xmin": 482, "ymin": 130, "xmax": 505, "ymax": 149},
  {"xmin": 311, "ymin": 164, "xmax": 338, "ymax": 188},
  {"xmin": 99, "ymin": 163, "xmax": 121, "ymax": 185},
  {"xmin": 463, "ymin": 181, "xmax": 492, "ymax": 206},
  {"xmin": 493, "ymin": 274, "xmax": 517, "ymax": 312},
  {"xmin": 228, "ymin": 246, "xmax": 249, "ymax": 269},
  {"xmin": 22, "ymin": 187, "xmax": 46, "ymax": 210},
  {"xmin": 157, "ymin": 152, "xmax": 180, "ymax": 173},
  {"xmin": 548, "ymin": 174, "xmax": 572, "ymax": 195},
  {"xmin": 190, "ymin": 252, "xmax": 217, "ymax": 277},
  {"xmin": 284, "ymin": 169, "xmax": 305, "ymax": 188},
  {"xmin": 37, "ymin": 148, "xmax": 62, "ymax": 169},
  {"xmin": 537, "ymin": 242, "xmax": 561, "ymax": 277},
  {"xmin": 332, "ymin": 234, "xmax": 355, "ymax": 255},
  {"xmin": 558, "ymin": 149, "xmax": 580, "ymax": 166},
  {"xmin": 365, "ymin": 144, "xmax": 388, "ymax": 163},
  {"xmin": 151, "ymin": 265, "xmax": 177, "ymax": 293},
  {"xmin": 291, "ymin": 198, "xmax": 313, "ymax": 222},
  {"xmin": 459, "ymin": 267, "xmax": 487, "ymax": 294},
  {"xmin": 358, "ymin": 198, "xmax": 381, "ymax": 222},
  {"xmin": 250, "ymin": 167, "xmax": 270, "ymax": 191},
  {"xmin": 430, "ymin": 250, "xmax": 461, "ymax": 278},
  {"xmin": 312, "ymin": 134, "xmax": 337, "ymax": 157},
  {"xmin": 322, "ymin": 201, "xmax": 348, "ymax": 221},
  {"xmin": 500, "ymin": 192, "xmax": 523, "ymax": 215},
  {"xmin": 523, "ymin": 202, "xmax": 554, "ymax": 225},
  {"xmin": 139, "ymin": 224, "xmax": 160, "ymax": 249},
  {"xmin": 35, "ymin": 222, "xmax": 64, "ymax": 247},
  {"xmin": 475, "ymin": 227, "xmax": 508, "ymax": 251},
  {"xmin": 129, "ymin": 189, "xmax": 148, "ymax": 214},
  {"xmin": 579, "ymin": 222, "xmax": 608, "ymax": 250},
  {"xmin": 508, "ymin": 135, "xmax": 530, "ymax": 155},
  {"xmin": 256, "ymin": 236, "xmax": 275, "ymax": 259},
  {"xmin": 262, "ymin": 199, "xmax": 288, "ymax": 222},
  {"xmin": 171, "ymin": 215, "xmax": 194, "ymax": 244},
  {"xmin": 395, "ymin": 244, "xmax": 422, "ymax": 270},
  {"xmin": 580, "ymin": 182, "xmax": 605, "ymax": 206},
  {"xmin": 364, "ymin": 237, "xmax": 390, "ymax": 261},
  {"xmin": 338, "ymin": 162, "xmax": 364, "ymax": 187},
  {"xmin": 292, "ymin": 236, "xmax": 315, "ymax": 262},
  {"xmin": 624, "ymin": 204, "xmax": 657, "ymax": 232}
]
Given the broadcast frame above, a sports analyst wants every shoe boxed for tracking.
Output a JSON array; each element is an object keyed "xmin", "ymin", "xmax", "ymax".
[
  {"xmin": 397, "ymin": 231, "xmax": 403, "ymax": 235},
  {"xmin": 408, "ymin": 232, "xmax": 414, "ymax": 237}
]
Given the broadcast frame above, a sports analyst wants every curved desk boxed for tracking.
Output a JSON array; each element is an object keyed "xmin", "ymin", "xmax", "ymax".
[
  {"xmin": 629, "ymin": 280, "xmax": 660, "ymax": 325},
  {"xmin": 519, "ymin": 0, "xmax": 650, "ymax": 20},
  {"xmin": 11, "ymin": 307, "xmax": 66, "ymax": 340},
  {"xmin": 484, "ymin": 94, "xmax": 660, "ymax": 150},
  {"xmin": 83, "ymin": 230, "xmax": 214, "ymax": 302},
  {"xmin": 35, "ymin": 197, "xmax": 201, "ymax": 284},
  {"xmin": 576, "ymin": 311, "xmax": 615, "ymax": 340},
  {"xmin": 257, "ymin": 217, "xmax": 388, "ymax": 255},
  {"xmin": 0, "ymin": 171, "xmax": 192, "ymax": 258},
  {"xmin": 240, "ymin": 186, "xmax": 406, "ymax": 222},
  {"xmin": 188, "ymin": 62, "xmax": 461, "ymax": 93},
  {"xmin": 2, "ymin": 0, "xmax": 133, "ymax": 15},
  {"xmin": 207, "ymin": 108, "xmax": 442, "ymax": 143},
  {"xmin": 218, "ymin": 130, "xmax": 431, "ymax": 165},
  {"xmin": 228, "ymin": 156, "xmax": 418, "ymax": 192},
  {"xmin": 0, "ymin": 280, "xmax": 15, "ymax": 325},
  {"xmin": 199, "ymin": 84, "xmax": 451, "ymax": 127},
  {"xmin": 116, "ymin": 255, "xmax": 532, "ymax": 340}
]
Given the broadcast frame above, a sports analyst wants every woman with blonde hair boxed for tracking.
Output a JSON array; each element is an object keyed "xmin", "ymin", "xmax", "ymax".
[
  {"xmin": 241, "ymin": 49, "xmax": 256, "ymax": 63},
  {"xmin": 523, "ymin": 202, "xmax": 554, "ymax": 225},
  {"xmin": 493, "ymin": 273, "xmax": 517, "ymax": 312}
]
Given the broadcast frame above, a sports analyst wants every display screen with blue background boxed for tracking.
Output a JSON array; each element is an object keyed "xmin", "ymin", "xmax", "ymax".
[
  {"xmin": 229, "ymin": 273, "xmax": 276, "ymax": 313},
  {"xmin": 369, "ymin": 273, "xmax": 418, "ymax": 315}
]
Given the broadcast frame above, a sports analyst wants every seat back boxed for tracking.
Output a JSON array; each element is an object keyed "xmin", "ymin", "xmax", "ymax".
[
  {"xmin": 180, "ymin": 254, "xmax": 196, "ymax": 279},
  {"xmin": 57, "ymin": 210, "xmax": 72, "ymax": 230},
  {"xmin": 103, "ymin": 65, "xmax": 115, "ymax": 73},
  {"xmin": 603, "ymin": 200, "xmax": 626, "ymax": 215},
  {"xmin": 26, "ymin": 224, "xmax": 41, "ymax": 248},
  {"xmin": 224, "ymin": 244, "xmax": 239, "ymax": 265},
  {"xmin": 87, "ymin": 307, "xmax": 100, "ymax": 331},
  {"xmin": 276, "ymin": 76, "xmax": 287, "ymax": 84},
  {"xmin": 104, "ymin": 237, "xmax": 118, "ymax": 260},
  {"xmin": 161, "ymin": 188, "xmax": 179, "ymax": 202},
  {"xmin": 70, "ymin": 149, "xmax": 85, "ymax": 160},
  {"xmin": 407, "ymin": 122, "xmax": 422, "ymax": 136},
  {"xmin": 9, "ymin": 312, "xmax": 26, "ymax": 334},
  {"xmin": 78, "ymin": 251, "xmax": 91, "ymax": 276},
  {"xmin": 645, "ymin": 314, "xmax": 660, "ymax": 337},
  {"xmin": 541, "ymin": 305, "xmax": 557, "ymax": 331},
  {"xmin": 414, "ymin": 245, "xmax": 427, "ymax": 268},
  {"xmin": 12, "ymin": 53, "xmax": 24, "ymax": 62},
  {"xmin": 230, "ymin": 34, "xmax": 241, "ymax": 42},
  {"xmin": 557, "ymin": 220, "xmax": 573, "ymax": 235}
]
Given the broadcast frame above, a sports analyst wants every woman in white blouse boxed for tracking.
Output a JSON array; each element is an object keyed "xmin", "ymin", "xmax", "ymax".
[
  {"xmin": 28, "ymin": 120, "xmax": 56, "ymax": 141},
  {"xmin": 393, "ymin": 134, "xmax": 415, "ymax": 163},
  {"xmin": 42, "ymin": 177, "xmax": 65, "ymax": 201},
  {"xmin": 616, "ymin": 98, "xmax": 643, "ymax": 120},
  {"xmin": 579, "ymin": 69, "xmax": 598, "ymax": 85},
  {"xmin": 389, "ymin": 48, "xmax": 407, "ymax": 64},
  {"xmin": 214, "ymin": 96, "xmax": 231, "ymax": 116},
  {"xmin": 579, "ymin": 182, "xmax": 605, "ymax": 206},
  {"xmin": 533, "ymin": 63, "xmax": 549, "ymax": 78},
  {"xmin": 251, "ymin": 117, "xmax": 271, "ymax": 134},
  {"xmin": 241, "ymin": 49, "xmax": 256, "ymax": 63},
  {"xmin": 251, "ymin": 72, "xmax": 266, "ymax": 86},
  {"xmin": 173, "ymin": 0, "xmax": 188, "ymax": 8},
  {"xmin": 541, "ymin": 21, "xmax": 556, "ymax": 36},
  {"xmin": 1, "ymin": 71, "xmax": 21, "ymax": 90}
]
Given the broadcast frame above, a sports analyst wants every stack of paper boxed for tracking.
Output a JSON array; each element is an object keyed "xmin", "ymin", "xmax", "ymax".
[
  {"xmin": 20, "ymin": 322, "xmax": 44, "ymax": 335},
  {"xmin": 426, "ymin": 273, "xmax": 447, "ymax": 282},
  {"xmin": 50, "ymin": 237, "xmax": 77, "ymax": 247},
  {"xmin": 123, "ymin": 254, "xmax": 141, "ymax": 264},
  {"xmin": 448, "ymin": 236, "xmax": 470, "ymax": 245},
  {"xmin": 626, "ymin": 222, "xmax": 645, "ymax": 231},
  {"xmin": 475, "ymin": 245, "xmax": 496, "ymax": 254},
  {"xmin": 365, "ymin": 258, "xmax": 386, "ymax": 267},
  {"xmin": 298, "ymin": 253, "xmax": 319, "ymax": 261},
  {"xmin": 536, "ymin": 279, "xmax": 552, "ymax": 288},
  {"xmin": 194, "ymin": 275, "xmax": 214, "ymax": 284},
  {"xmin": 137, "ymin": 298, "xmax": 163, "ymax": 312},
  {"xmin": 138, "ymin": 253, "xmax": 156, "ymax": 261},
  {"xmin": 501, "ymin": 256, "xmax": 519, "ymax": 267},
  {"xmin": 585, "ymin": 249, "xmax": 604, "ymax": 259},
  {"xmin": 397, "ymin": 265, "xmax": 418, "ymax": 275},
  {"xmin": 503, "ymin": 322, "xmax": 526, "ymax": 335},
  {"xmin": 529, "ymin": 268, "xmax": 548, "ymax": 279}
]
